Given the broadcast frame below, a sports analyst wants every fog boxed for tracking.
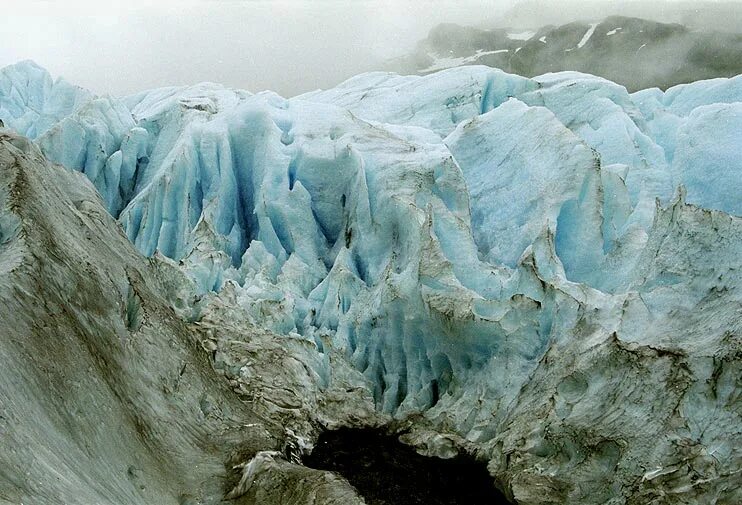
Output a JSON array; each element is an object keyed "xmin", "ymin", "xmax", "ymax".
[{"xmin": 0, "ymin": 0, "xmax": 739, "ymax": 97}]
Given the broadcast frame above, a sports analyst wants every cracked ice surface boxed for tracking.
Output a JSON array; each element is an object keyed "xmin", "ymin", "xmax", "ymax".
[
  {"xmin": 0, "ymin": 61, "xmax": 92, "ymax": 139},
  {"xmin": 1, "ymin": 60, "xmax": 740, "ymax": 504}
]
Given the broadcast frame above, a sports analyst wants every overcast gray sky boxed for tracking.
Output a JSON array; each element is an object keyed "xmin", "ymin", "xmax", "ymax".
[{"xmin": 0, "ymin": 0, "xmax": 737, "ymax": 97}]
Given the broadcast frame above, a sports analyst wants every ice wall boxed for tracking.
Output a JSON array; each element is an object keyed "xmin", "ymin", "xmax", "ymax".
[
  {"xmin": 1, "ymin": 62, "xmax": 740, "ymax": 418},
  {"xmin": 0, "ymin": 61, "xmax": 92, "ymax": 139}
]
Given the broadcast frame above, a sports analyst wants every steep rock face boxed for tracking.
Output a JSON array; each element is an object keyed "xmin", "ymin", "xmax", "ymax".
[
  {"xmin": 0, "ymin": 62, "xmax": 740, "ymax": 505},
  {"xmin": 0, "ymin": 130, "xmax": 376, "ymax": 505}
]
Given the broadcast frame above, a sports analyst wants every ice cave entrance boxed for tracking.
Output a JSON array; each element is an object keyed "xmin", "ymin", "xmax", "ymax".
[{"xmin": 303, "ymin": 428, "xmax": 512, "ymax": 505}]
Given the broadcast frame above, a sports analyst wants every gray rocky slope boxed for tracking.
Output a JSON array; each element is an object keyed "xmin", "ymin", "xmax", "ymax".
[{"xmin": 0, "ymin": 130, "xmax": 377, "ymax": 504}]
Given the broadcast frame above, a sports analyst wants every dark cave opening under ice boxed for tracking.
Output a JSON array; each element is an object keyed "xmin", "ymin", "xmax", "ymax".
[{"xmin": 303, "ymin": 428, "xmax": 512, "ymax": 505}]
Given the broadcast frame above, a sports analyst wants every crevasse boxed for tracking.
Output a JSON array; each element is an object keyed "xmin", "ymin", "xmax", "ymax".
[{"xmin": 1, "ymin": 60, "xmax": 740, "ymax": 417}]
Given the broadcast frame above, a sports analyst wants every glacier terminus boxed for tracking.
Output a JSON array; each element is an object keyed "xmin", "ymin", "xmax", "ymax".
[{"xmin": 0, "ymin": 60, "xmax": 740, "ymax": 505}]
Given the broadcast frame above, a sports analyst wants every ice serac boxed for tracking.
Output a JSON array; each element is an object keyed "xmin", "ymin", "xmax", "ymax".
[
  {"xmin": 27, "ymin": 79, "xmax": 517, "ymax": 415},
  {"xmin": 488, "ymin": 193, "xmax": 742, "ymax": 505},
  {"xmin": 305, "ymin": 67, "xmax": 675, "ymax": 230},
  {"xmin": 0, "ymin": 61, "xmax": 92, "ymax": 139},
  {"xmin": 445, "ymin": 98, "xmax": 606, "ymax": 271},
  {"xmin": 671, "ymin": 103, "xmax": 742, "ymax": 215},
  {"xmin": 632, "ymin": 76, "xmax": 742, "ymax": 216},
  {"xmin": 298, "ymin": 66, "xmax": 537, "ymax": 136},
  {"xmin": 0, "ymin": 62, "xmax": 740, "ymax": 505},
  {"xmin": 517, "ymin": 73, "xmax": 672, "ymax": 214}
]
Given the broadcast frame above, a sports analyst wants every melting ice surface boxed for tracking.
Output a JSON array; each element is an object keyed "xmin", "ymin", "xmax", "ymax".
[{"xmin": 1, "ymin": 60, "xmax": 741, "ymax": 421}]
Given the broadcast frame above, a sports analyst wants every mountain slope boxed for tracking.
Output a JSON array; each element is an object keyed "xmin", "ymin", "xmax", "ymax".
[
  {"xmin": 499, "ymin": 1, "xmax": 742, "ymax": 34},
  {"xmin": 0, "ymin": 130, "xmax": 375, "ymax": 505},
  {"xmin": 389, "ymin": 16, "xmax": 742, "ymax": 91}
]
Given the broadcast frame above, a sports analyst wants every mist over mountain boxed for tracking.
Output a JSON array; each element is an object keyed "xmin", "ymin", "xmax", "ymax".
[
  {"xmin": 2, "ymin": 1, "xmax": 740, "ymax": 98},
  {"xmin": 389, "ymin": 15, "xmax": 742, "ymax": 91},
  {"xmin": 496, "ymin": 0, "xmax": 742, "ymax": 32}
]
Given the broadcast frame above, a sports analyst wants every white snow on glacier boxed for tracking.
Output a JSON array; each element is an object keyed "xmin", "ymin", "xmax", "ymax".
[{"xmin": 1, "ymin": 60, "xmax": 740, "ymax": 420}]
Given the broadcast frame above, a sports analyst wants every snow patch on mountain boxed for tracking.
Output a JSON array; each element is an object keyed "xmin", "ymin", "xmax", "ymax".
[
  {"xmin": 507, "ymin": 30, "xmax": 536, "ymax": 41},
  {"xmin": 420, "ymin": 50, "xmax": 510, "ymax": 73},
  {"xmin": 577, "ymin": 23, "xmax": 599, "ymax": 48}
]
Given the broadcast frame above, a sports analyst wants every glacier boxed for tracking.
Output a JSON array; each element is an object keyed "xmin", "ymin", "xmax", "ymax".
[
  {"xmin": 0, "ymin": 61, "xmax": 92, "ymax": 140},
  {"xmin": 0, "ymin": 60, "xmax": 740, "ymax": 505}
]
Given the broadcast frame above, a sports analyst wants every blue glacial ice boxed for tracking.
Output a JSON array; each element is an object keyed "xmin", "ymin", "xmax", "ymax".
[
  {"xmin": 0, "ymin": 61, "xmax": 92, "ymax": 139},
  {"xmin": 2, "ymin": 60, "xmax": 740, "ymax": 503},
  {"xmin": 1, "ymin": 60, "xmax": 740, "ymax": 422}
]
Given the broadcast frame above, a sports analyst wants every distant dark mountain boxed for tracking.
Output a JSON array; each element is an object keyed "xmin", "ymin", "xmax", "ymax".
[
  {"xmin": 498, "ymin": 1, "xmax": 742, "ymax": 34},
  {"xmin": 389, "ymin": 16, "xmax": 742, "ymax": 91}
]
